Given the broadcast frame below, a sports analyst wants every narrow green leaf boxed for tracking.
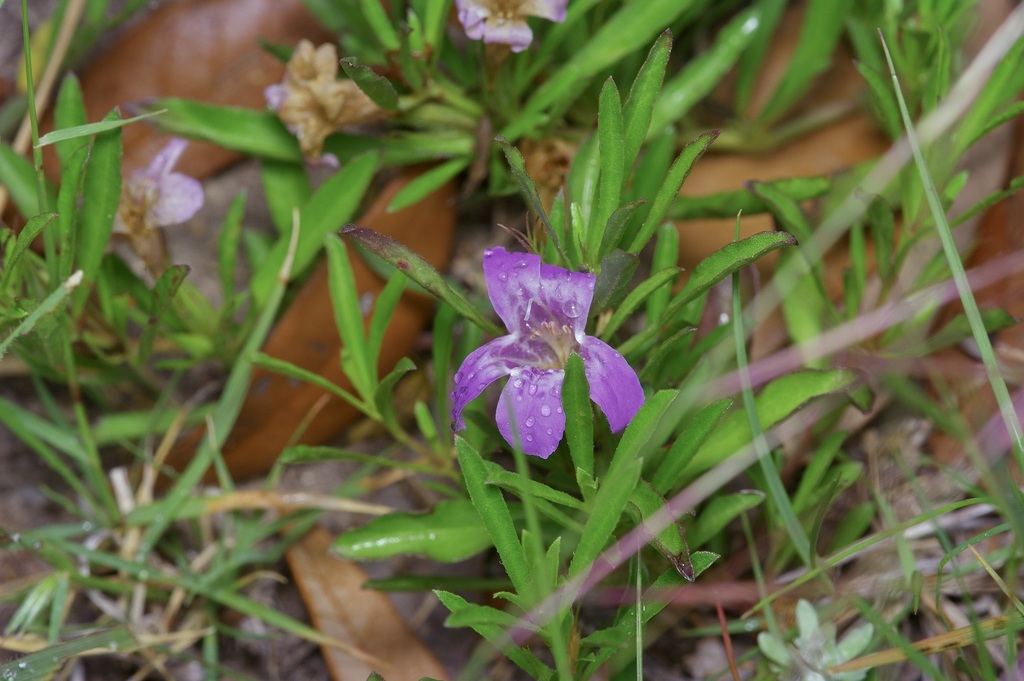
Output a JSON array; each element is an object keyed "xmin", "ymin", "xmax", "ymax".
[
  {"xmin": 137, "ymin": 265, "xmax": 188, "ymax": 364},
  {"xmin": 332, "ymin": 500, "xmax": 491, "ymax": 562},
  {"xmin": 600, "ymin": 266, "xmax": 680, "ymax": 340},
  {"xmin": 591, "ymin": 78, "xmax": 625, "ymax": 257},
  {"xmin": 217, "ymin": 192, "xmax": 246, "ymax": 304},
  {"xmin": 250, "ymin": 153, "xmax": 378, "ymax": 307},
  {"xmin": 669, "ymin": 177, "xmax": 830, "ymax": 220},
  {"xmin": 955, "ymin": 31, "xmax": 1024, "ymax": 156},
  {"xmin": 646, "ymin": 222, "xmax": 680, "ymax": 324},
  {"xmin": 590, "ymin": 249, "xmax": 638, "ymax": 314},
  {"xmin": 260, "ymin": 159, "xmax": 311, "ymax": 235},
  {"xmin": 688, "ymin": 369, "xmax": 862, "ymax": 475},
  {"xmin": 325, "ymin": 236, "xmax": 374, "ymax": 399},
  {"xmin": 150, "ymin": 98, "xmax": 302, "ymax": 161},
  {"xmin": 569, "ymin": 457, "xmax": 643, "ymax": 579},
  {"xmin": 366, "ymin": 270, "xmax": 408, "ymax": 368},
  {"xmin": 0, "ymin": 270, "xmax": 82, "ymax": 361},
  {"xmin": 359, "ymin": 0, "xmax": 401, "ymax": 50},
  {"xmin": 386, "ymin": 157, "xmax": 468, "ymax": 213},
  {"xmin": 435, "ymin": 591, "xmax": 552, "ymax": 679},
  {"xmin": 563, "ymin": 353, "xmax": 594, "ymax": 485},
  {"xmin": 342, "ymin": 227, "xmax": 503, "ymax": 336},
  {"xmin": 74, "ymin": 112, "xmax": 122, "ymax": 313},
  {"xmin": 52, "ymin": 73, "xmax": 87, "ymax": 170},
  {"xmin": 496, "ymin": 138, "xmax": 565, "ymax": 260},
  {"xmin": 755, "ymin": 0, "xmax": 851, "ymax": 124},
  {"xmin": 484, "ymin": 462, "xmax": 583, "ymax": 510},
  {"xmin": 36, "ymin": 109, "xmax": 165, "ymax": 148},
  {"xmin": 0, "ymin": 142, "xmax": 47, "ymax": 217},
  {"xmin": 628, "ymin": 129, "xmax": 718, "ymax": 253},
  {"xmin": 623, "ymin": 31, "xmax": 672, "ymax": 166},
  {"xmin": 56, "ymin": 144, "xmax": 89, "ymax": 280},
  {"xmin": 599, "ymin": 200, "xmax": 644, "ymax": 261},
  {"xmin": 855, "ymin": 60, "xmax": 902, "ymax": 139},
  {"xmin": 457, "ymin": 438, "xmax": 533, "ymax": 600},
  {"xmin": 3, "ymin": 212, "xmax": 54, "ymax": 275},
  {"xmin": 504, "ymin": 0, "xmax": 697, "ymax": 140},
  {"xmin": 652, "ymin": 397, "xmax": 733, "ymax": 494},
  {"xmin": 649, "ymin": 8, "xmax": 760, "ymax": 134},
  {"xmin": 688, "ymin": 491, "xmax": 765, "ymax": 547},
  {"xmin": 340, "ymin": 58, "xmax": 399, "ymax": 110}
]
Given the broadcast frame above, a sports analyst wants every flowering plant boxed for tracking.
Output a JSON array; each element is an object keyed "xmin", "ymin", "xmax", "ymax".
[{"xmin": 451, "ymin": 247, "xmax": 643, "ymax": 457}]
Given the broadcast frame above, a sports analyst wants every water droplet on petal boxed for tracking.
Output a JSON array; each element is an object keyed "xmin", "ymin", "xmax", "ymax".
[
  {"xmin": 563, "ymin": 300, "xmax": 581, "ymax": 318},
  {"xmin": 525, "ymin": 416, "xmax": 535, "ymax": 427},
  {"xmin": 498, "ymin": 271, "xmax": 508, "ymax": 281},
  {"xmin": 513, "ymin": 378, "xmax": 523, "ymax": 388},
  {"xmin": 526, "ymin": 434, "xmax": 534, "ymax": 442},
  {"xmin": 556, "ymin": 406, "xmax": 563, "ymax": 414},
  {"xmin": 516, "ymin": 259, "xmax": 528, "ymax": 268},
  {"xmin": 540, "ymin": 405, "xmax": 551, "ymax": 417},
  {"xmin": 454, "ymin": 371, "xmax": 463, "ymax": 383},
  {"xmin": 546, "ymin": 428, "xmax": 553, "ymax": 435},
  {"xmin": 516, "ymin": 395, "xmax": 523, "ymax": 403},
  {"xmin": 528, "ymin": 384, "xmax": 538, "ymax": 395}
]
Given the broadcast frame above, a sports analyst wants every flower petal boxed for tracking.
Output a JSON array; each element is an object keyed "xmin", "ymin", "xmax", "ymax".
[
  {"xmin": 521, "ymin": 0, "xmax": 569, "ymax": 22},
  {"xmin": 577, "ymin": 339, "xmax": 644, "ymax": 432},
  {"xmin": 495, "ymin": 366, "xmax": 566, "ymax": 458},
  {"xmin": 143, "ymin": 138, "xmax": 189, "ymax": 180},
  {"xmin": 451, "ymin": 335, "xmax": 534, "ymax": 431},
  {"xmin": 149, "ymin": 173, "xmax": 204, "ymax": 227},
  {"xmin": 481, "ymin": 20, "xmax": 534, "ymax": 52},
  {"xmin": 483, "ymin": 247, "xmax": 595, "ymax": 338}
]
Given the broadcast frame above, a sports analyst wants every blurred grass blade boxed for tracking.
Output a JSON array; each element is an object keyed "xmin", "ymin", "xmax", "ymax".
[
  {"xmin": 649, "ymin": 7, "xmax": 760, "ymax": 134},
  {"xmin": 881, "ymin": 34, "xmax": 1024, "ymax": 463},
  {"xmin": 150, "ymin": 98, "xmax": 302, "ymax": 161},
  {"xmin": 36, "ymin": 109, "xmax": 165, "ymax": 148}
]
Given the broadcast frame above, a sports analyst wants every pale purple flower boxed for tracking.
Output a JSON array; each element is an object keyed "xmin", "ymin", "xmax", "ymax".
[
  {"xmin": 113, "ymin": 138, "xmax": 203, "ymax": 236},
  {"xmin": 455, "ymin": 0, "xmax": 569, "ymax": 53},
  {"xmin": 451, "ymin": 247, "xmax": 644, "ymax": 458}
]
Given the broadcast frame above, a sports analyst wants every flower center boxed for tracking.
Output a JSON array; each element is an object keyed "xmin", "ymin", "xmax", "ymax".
[{"xmin": 529, "ymin": 320, "xmax": 579, "ymax": 369}]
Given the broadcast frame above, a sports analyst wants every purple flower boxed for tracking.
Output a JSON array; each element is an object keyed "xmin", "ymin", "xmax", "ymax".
[
  {"xmin": 113, "ymin": 138, "xmax": 203, "ymax": 274},
  {"xmin": 114, "ymin": 138, "xmax": 203, "ymax": 237},
  {"xmin": 451, "ymin": 247, "xmax": 644, "ymax": 458},
  {"xmin": 455, "ymin": 0, "xmax": 569, "ymax": 53}
]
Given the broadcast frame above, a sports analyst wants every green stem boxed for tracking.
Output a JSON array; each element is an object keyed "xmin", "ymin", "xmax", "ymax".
[
  {"xmin": 881, "ymin": 35, "xmax": 1024, "ymax": 469},
  {"xmin": 20, "ymin": 0, "xmax": 49, "ymax": 215}
]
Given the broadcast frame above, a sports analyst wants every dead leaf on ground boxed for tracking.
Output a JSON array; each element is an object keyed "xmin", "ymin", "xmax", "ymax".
[
  {"xmin": 285, "ymin": 526, "xmax": 449, "ymax": 681},
  {"xmin": 166, "ymin": 166, "xmax": 457, "ymax": 481},
  {"xmin": 43, "ymin": 0, "xmax": 329, "ymax": 178}
]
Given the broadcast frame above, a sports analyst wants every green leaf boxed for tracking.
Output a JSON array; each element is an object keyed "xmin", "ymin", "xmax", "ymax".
[
  {"xmin": 955, "ymin": 31, "xmax": 1024, "ymax": 156},
  {"xmin": 628, "ymin": 129, "xmax": 718, "ymax": 253},
  {"xmin": 386, "ymin": 157, "xmax": 468, "ymax": 213},
  {"xmin": 590, "ymin": 249, "xmax": 638, "ymax": 314},
  {"xmin": 359, "ymin": 0, "xmax": 401, "ymax": 51},
  {"xmin": 435, "ymin": 591, "xmax": 552, "ymax": 679},
  {"xmin": 150, "ymin": 98, "xmax": 302, "ymax": 161},
  {"xmin": 457, "ymin": 438, "xmax": 533, "ymax": 600},
  {"xmin": 628, "ymin": 481, "xmax": 688, "ymax": 572},
  {"xmin": 53, "ymin": 73, "xmax": 87, "ymax": 170},
  {"xmin": 0, "ymin": 270, "xmax": 82, "ymax": 361},
  {"xmin": 55, "ymin": 145, "xmax": 89, "ymax": 281},
  {"xmin": 598, "ymin": 200, "xmax": 645, "ymax": 259},
  {"xmin": 332, "ymin": 500, "xmax": 492, "ymax": 562},
  {"xmin": 217, "ymin": 192, "xmax": 246, "ymax": 305},
  {"xmin": 563, "ymin": 353, "xmax": 594, "ymax": 486},
  {"xmin": 250, "ymin": 153, "xmax": 378, "ymax": 307},
  {"xmin": 74, "ymin": 111, "xmax": 123, "ymax": 313},
  {"xmin": 136, "ymin": 265, "xmax": 188, "ymax": 364},
  {"xmin": 668, "ymin": 177, "xmax": 830, "ymax": 220},
  {"xmin": 688, "ymin": 491, "xmax": 765, "ymax": 548},
  {"xmin": 325, "ymin": 235, "xmax": 374, "ymax": 399},
  {"xmin": 36, "ymin": 109, "xmax": 165, "ymax": 148},
  {"xmin": 623, "ymin": 31, "xmax": 672, "ymax": 166},
  {"xmin": 903, "ymin": 308, "xmax": 1018, "ymax": 356},
  {"xmin": 591, "ymin": 78, "xmax": 625, "ymax": 256},
  {"xmin": 855, "ymin": 60, "xmax": 902, "ymax": 139},
  {"xmin": 340, "ymin": 58, "xmax": 400, "ymax": 110},
  {"xmin": 688, "ymin": 369, "xmax": 862, "ymax": 475},
  {"xmin": 3, "ymin": 212, "xmax": 54, "ymax": 277},
  {"xmin": 600, "ymin": 266, "xmax": 680, "ymax": 340},
  {"xmin": 568, "ymin": 457, "xmax": 642, "ymax": 580},
  {"xmin": 483, "ymin": 460, "xmax": 583, "ymax": 510},
  {"xmin": 651, "ymin": 397, "xmax": 733, "ymax": 494},
  {"xmin": 0, "ymin": 142, "xmax": 47, "ymax": 217},
  {"xmin": 260, "ymin": 159, "xmax": 311, "ymax": 235},
  {"xmin": 649, "ymin": 7, "xmax": 760, "ymax": 134},
  {"xmin": 342, "ymin": 227, "xmax": 503, "ymax": 337},
  {"xmin": 497, "ymin": 138, "xmax": 565, "ymax": 261},
  {"xmin": 755, "ymin": 0, "xmax": 851, "ymax": 124},
  {"xmin": 503, "ymin": 0, "xmax": 698, "ymax": 140}
]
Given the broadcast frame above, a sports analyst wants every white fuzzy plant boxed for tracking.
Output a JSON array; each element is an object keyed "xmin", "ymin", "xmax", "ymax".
[{"xmin": 758, "ymin": 599, "xmax": 874, "ymax": 681}]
